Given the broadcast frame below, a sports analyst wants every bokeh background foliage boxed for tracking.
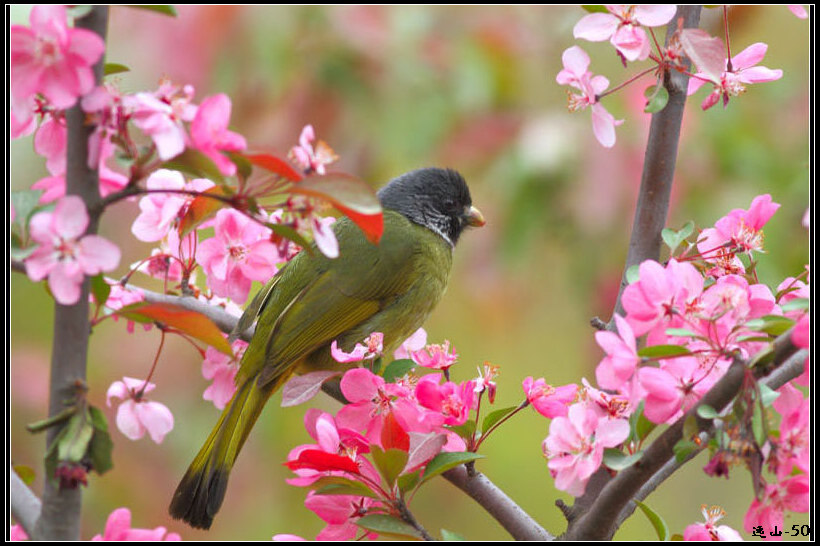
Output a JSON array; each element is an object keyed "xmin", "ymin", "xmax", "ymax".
[{"xmin": 9, "ymin": 5, "xmax": 809, "ymax": 540}]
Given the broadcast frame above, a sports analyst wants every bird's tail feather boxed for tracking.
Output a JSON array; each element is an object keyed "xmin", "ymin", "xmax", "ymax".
[{"xmin": 169, "ymin": 372, "xmax": 285, "ymax": 529}]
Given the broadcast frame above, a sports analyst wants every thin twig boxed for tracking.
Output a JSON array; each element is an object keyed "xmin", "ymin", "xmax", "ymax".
[{"xmin": 10, "ymin": 465, "xmax": 42, "ymax": 537}]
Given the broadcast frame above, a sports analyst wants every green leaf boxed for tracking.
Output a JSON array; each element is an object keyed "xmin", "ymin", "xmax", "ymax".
[
  {"xmin": 356, "ymin": 514, "xmax": 422, "ymax": 540},
  {"xmin": 664, "ymin": 327, "xmax": 700, "ymax": 338},
  {"xmin": 581, "ymin": 5, "xmax": 608, "ymax": 13},
  {"xmin": 125, "ymin": 5, "xmax": 178, "ymax": 16},
  {"xmin": 310, "ymin": 476, "xmax": 380, "ymax": 499},
  {"xmin": 26, "ymin": 407, "xmax": 77, "ymax": 433},
  {"xmin": 480, "ymin": 405, "xmax": 518, "ymax": 434},
  {"xmin": 113, "ymin": 301, "xmax": 234, "ymax": 355},
  {"xmin": 162, "ymin": 148, "xmax": 225, "ymax": 185},
  {"xmin": 290, "ymin": 173, "xmax": 384, "ymax": 244},
  {"xmin": 602, "ymin": 448, "xmax": 643, "ymax": 471},
  {"xmin": 381, "ymin": 359, "xmax": 416, "ymax": 383},
  {"xmin": 444, "ymin": 419, "xmax": 476, "ymax": 441},
  {"xmin": 625, "ymin": 264, "xmax": 641, "ymax": 285},
  {"xmin": 644, "ymin": 84, "xmax": 670, "ymax": 114},
  {"xmin": 744, "ymin": 315, "xmax": 795, "ymax": 336},
  {"xmin": 103, "ymin": 62, "xmax": 130, "ymax": 76},
  {"xmin": 370, "ymin": 446, "xmax": 408, "ymax": 488},
  {"xmin": 225, "ymin": 151, "xmax": 254, "ymax": 181},
  {"xmin": 661, "ymin": 220, "xmax": 694, "ymax": 253},
  {"xmin": 751, "ymin": 401, "xmax": 767, "ymax": 446},
  {"xmin": 419, "ymin": 452, "xmax": 484, "ymax": 485},
  {"xmin": 629, "ymin": 401, "xmax": 656, "ymax": 443},
  {"xmin": 90, "ymin": 274, "xmax": 111, "ymax": 306},
  {"xmin": 696, "ymin": 404, "xmax": 720, "ymax": 419},
  {"xmin": 13, "ymin": 464, "xmax": 36, "ymax": 485},
  {"xmin": 397, "ymin": 470, "xmax": 420, "ymax": 494},
  {"xmin": 758, "ymin": 383, "xmax": 780, "ymax": 407},
  {"xmin": 10, "ymin": 244, "xmax": 38, "ymax": 261},
  {"xmin": 634, "ymin": 500, "xmax": 670, "ymax": 541},
  {"xmin": 637, "ymin": 344, "xmax": 692, "ymax": 359},
  {"xmin": 87, "ymin": 407, "xmax": 113, "ymax": 475},
  {"xmin": 673, "ymin": 439, "xmax": 699, "ymax": 463},
  {"xmin": 57, "ymin": 410, "xmax": 95, "ymax": 464},
  {"xmin": 779, "ymin": 297, "xmax": 809, "ymax": 312},
  {"xmin": 441, "ymin": 529, "xmax": 467, "ymax": 540},
  {"xmin": 264, "ymin": 221, "xmax": 313, "ymax": 253}
]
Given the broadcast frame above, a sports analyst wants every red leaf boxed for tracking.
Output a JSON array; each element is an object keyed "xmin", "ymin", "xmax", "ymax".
[
  {"xmin": 243, "ymin": 153, "xmax": 303, "ymax": 182},
  {"xmin": 113, "ymin": 302, "xmax": 233, "ymax": 356},
  {"xmin": 290, "ymin": 173, "xmax": 384, "ymax": 244},
  {"xmin": 381, "ymin": 411, "xmax": 410, "ymax": 452},
  {"xmin": 280, "ymin": 371, "xmax": 341, "ymax": 407},
  {"xmin": 284, "ymin": 449, "xmax": 361, "ymax": 474},
  {"xmin": 178, "ymin": 185, "xmax": 231, "ymax": 237}
]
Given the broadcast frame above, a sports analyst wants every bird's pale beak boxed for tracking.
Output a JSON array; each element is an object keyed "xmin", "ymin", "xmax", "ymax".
[{"xmin": 465, "ymin": 205, "xmax": 486, "ymax": 228}]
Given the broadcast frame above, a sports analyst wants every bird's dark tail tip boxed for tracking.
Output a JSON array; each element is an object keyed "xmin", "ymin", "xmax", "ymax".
[{"xmin": 168, "ymin": 464, "xmax": 230, "ymax": 530}]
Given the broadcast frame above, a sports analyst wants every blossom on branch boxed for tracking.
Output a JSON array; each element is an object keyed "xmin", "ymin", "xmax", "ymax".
[
  {"xmin": 556, "ymin": 46, "xmax": 622, "ymax": 148},
  {"xmin": 9, "ymin": 5, "xmax": 105, "ymax": 109},
  {"xmin": 106, "ymin": 377, "xmax": 174, "ymax": 444},
  {"xmin": 573, "ymin": 5, "xmax": 677, "ymax": 62},
  {"xmin": 25, "ymin": 195, "xmax": 121, "ymax": 305}
]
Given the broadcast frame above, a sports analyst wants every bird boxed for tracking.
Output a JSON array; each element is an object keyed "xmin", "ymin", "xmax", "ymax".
[{"xmin": 168, "ymin": 167, "xmax": 484, "ymax": 529}]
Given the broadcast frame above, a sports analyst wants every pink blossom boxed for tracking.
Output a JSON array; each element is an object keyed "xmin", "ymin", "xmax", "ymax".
[
  {"xmin": 543, "ymin": 403, "xmax": 629, "ymax": 496},
  {"xmin": 34, "ymin": 114, "xmax": 66, "ymax": 175},
  {"xmin": 556, "ymin": 46, "xmax": 622, "ymax": 148},
  {"xmin": 330, "ymin": 332, "xmax": 384, "ymax": 363},
  {"xmin": 683, "ymin": 505, "xmax": 743, "ymax": 541},
  {"xmin": 9, "ymin": 524, "xmax": 28, "ymax": 541},
  {"xmin": 788, "ymin": 5, "xmax": 808, "ymax": 18},
  {"xmin": 286, "ymin": 409, "xmax": 375, "ymax": 488},
  {"xmin": 698, "ymin": 194, "xmax": 780, "ymax": 263},
  {"xmin": 131, "ymin": 170, "xmax": 214, "ymax": 242},
  {"xmin": 393, "ymin": 327, "xmax": 427, "ymax": 360},
  {"xmin": 771, "ymin": 383, "xmax": 809, "ymax": 478},
  {"xmin": 743, "ymin": 475, "xmax": 810, "ymax": 540},
  {"xmin": 312, "ymin": 215, "xmax": 339, "ymax": 259},
  {"xmin": 415, "ymin": 374, "xmax": 476, "ymax": 426},
  {"xmin": 522, "ymin": 377, "xmax": 577, "ymax": 419},
  {"xmin": 335, "ymin": 368, "xmax": 422, "ymax": 446},
  {"xmin": 474, "ymin": 362, "xmax": 500, "ymax": 403},
  {"xmin": 106, "ymin": 377, "xmax": 174, "ymax": 443},
  {"xmin": 196, "ymin": 208, "xmax": 280, "ymax": 304},
  {"xmin": 137, "ymin": 229, "xmax": 197, "ymax": 284},
  {"xmin": 273, "ymin": 534, "xmax": 307, "ymax": 541},
  {"xmin": 290, "ymin": 124, "xmax": 338, "ymax": 175},
  {"xmin": 201, "ymin": 340, "xmax": 247, "ymax": 410},
  {"xmin": 91, "ymin": 507, "xmax": 181, "ymax": 541},
  {"xmin": 573, "ymin": 5, "xmax": 677, "ymax": 62},
  {"xmin": 9, "ymin": 5, "xmax": 105, "ymax": 109},
  {"xmin": 688, "ymin": 43, "xmax": 783, "ymax": 110},
  {"xmin": 638, "ymin": 356, "xmax": 720, "ymax": 424},
  {"xmin": 621, "ymin": 258, "xmax": 704, "ymax": 343},
  {"xmin": 304, "ymin": 492, "xmax": 379, "ymax": 541},
  {"xmin": 10, "ymin": 94, "xmax": 37, "ymax": 139},
  {"xmin": 125, "ymin": 82, "xmax": 197, "ymax": 160},
  {"xmin": 24, "ymin": 196, "xmax": 120, "ymax": 305},
  {"xmin": 410, "ymin": 340, "xmax": 458, "ymax": 371},
  {"xmin": 579, "ymin": 379, "xmax": 635, "ymax": 422},
  {"xmin": 189, "ymin": 93, "xmax": 247, "ymax": 176},
  {"xmin": 594, "ymin": 314, "xmax": 640, "ymax": 391}
]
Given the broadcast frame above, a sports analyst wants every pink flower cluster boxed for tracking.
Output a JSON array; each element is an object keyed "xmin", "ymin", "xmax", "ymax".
[
  {"xmin": 282, "ymin": 332, "xmax": 496, "ymax": 540},
  {"xmin": 11, "ymin": 507, "xmax": 181, "ymax": 541}
]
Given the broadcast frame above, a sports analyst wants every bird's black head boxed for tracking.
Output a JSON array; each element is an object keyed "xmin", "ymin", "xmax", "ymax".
[{"xmin": 377, "ymin": 167, "xmax": 484, "ymax": 247}]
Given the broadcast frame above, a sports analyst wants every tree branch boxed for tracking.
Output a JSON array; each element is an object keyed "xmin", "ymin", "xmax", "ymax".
[
  {"xmin": 564, "ymin": 332, "xmax": 804, "ymax": 540},
  {"xmin": 10, "ymin": 465, "xmax": 42, "ymax": 538},
  {"xmin": 568, "ymin": 4, "xmax": 703, "ymax": 525},
  {"xmin": 32, "ymin": 6, "xmax": 109, "ymax": 541},
  {"xmin": 613, "ymin": 349, "xmax": 808, "ymax": 529}
]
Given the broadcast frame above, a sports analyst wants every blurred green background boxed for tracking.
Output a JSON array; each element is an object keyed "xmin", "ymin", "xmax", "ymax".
[{"xmin": 9, "ymin": 5, "xmax": 810, "ymax": 541}]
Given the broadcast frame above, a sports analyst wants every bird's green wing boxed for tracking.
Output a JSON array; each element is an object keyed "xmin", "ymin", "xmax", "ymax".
[{"xmin": 236, "ymin": 212, "xmax": 424, "ymax": 387}]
